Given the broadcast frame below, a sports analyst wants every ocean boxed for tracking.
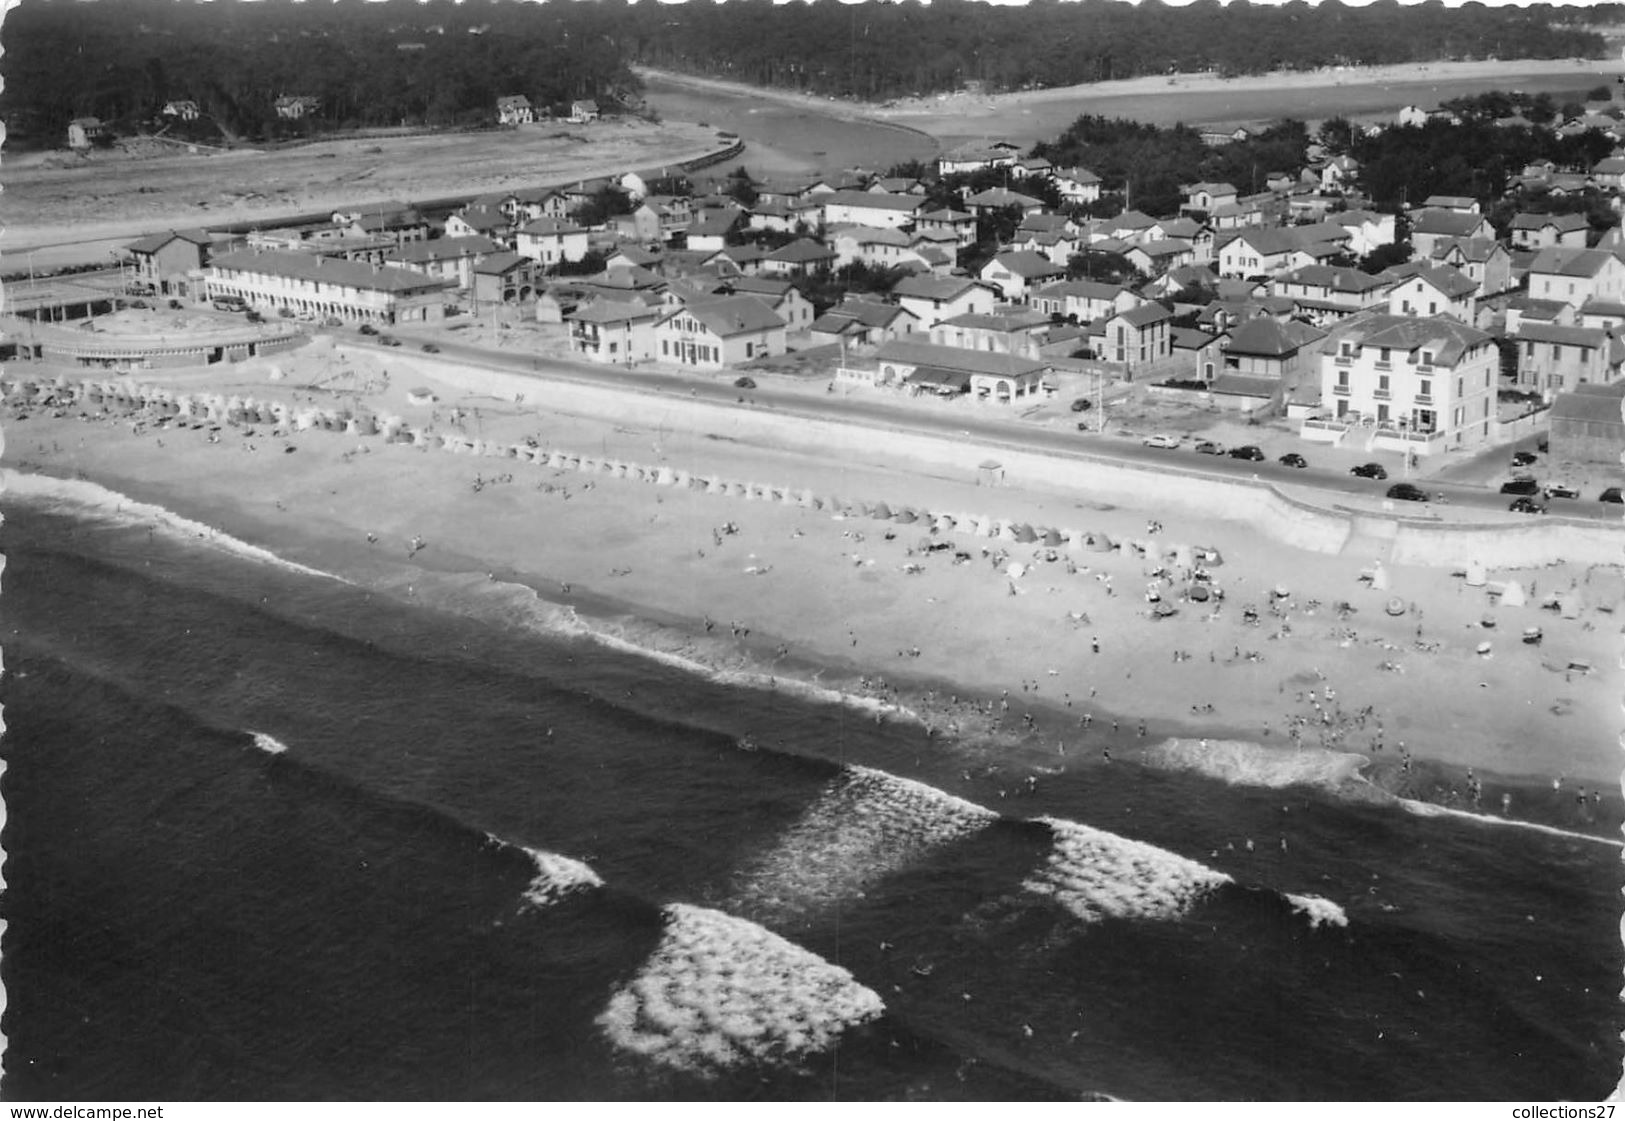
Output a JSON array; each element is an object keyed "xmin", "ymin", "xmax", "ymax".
[{"xmin": 2, "ymin": 481, "xmax": 1620, "ymax": 1101}]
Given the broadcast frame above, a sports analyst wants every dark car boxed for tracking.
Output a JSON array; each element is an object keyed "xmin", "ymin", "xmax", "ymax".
[
  {"xmin": 1509, "ymin": 496, "xmax": 1546, "ymax": 514},
  {"xmin": 421, "ymin": 343, "xmax": 441, "ymax": 354},
  {"xmin": 1600, "ymin": 487, "xmax": 1623, "ymax": 504},
  {"xmin": 1350, "ymin": 462, "xmax": 1388, "ymax": 480},
  {"xmin": 1070, "ymin": 397, "xmax": 1093, "ymax": 412},
  {"xmin": 1194, "ymin": 440, "xmax": 1225, "ymax": 455},
  {"xmin": 1499, "ymin": 478, "xmax": 1541, "ymax": 496},
  {"xmin": 1227, "ymin": 445, "xmax": 1265, "ymax": 461},
  {"xmin": 734, "ymin": 376, "xmax": 756, "ymax": 389},
  {"xmin": 1543, "ymin": 483, "xmax": 1579, "ymax": 500},
  {"xmin": 358, "ymin": 323, "xmax": 379, "ymax": 336},
  {"xmin": 1278, "ymin": 453, "xmax": 1308, "ymax": 469},
  {"xmin": 1076, "ymin": 421, "xmax": 1094, "ymax": 432},
  {"xmin": 1386, "ymin": 482, "xmax": 1428, "ymax": 502},
  {"xmin": 1510, "ymin": 450, "xmax": 1538, "ymax": 468}
]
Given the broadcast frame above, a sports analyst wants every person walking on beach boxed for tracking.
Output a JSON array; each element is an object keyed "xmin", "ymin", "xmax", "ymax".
[{"xmin": 1091, "ymin": 636, "xmax": 1100, "ymax": 654}]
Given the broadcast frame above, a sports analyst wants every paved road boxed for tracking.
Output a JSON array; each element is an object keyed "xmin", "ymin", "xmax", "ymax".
[{"xmin": 358, "ymin": 330, "xmax": 1625, "ymax": 525}]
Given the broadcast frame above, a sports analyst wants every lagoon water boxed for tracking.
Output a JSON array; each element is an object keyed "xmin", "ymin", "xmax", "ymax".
[{"xmin": 3, "ymin": 488, "xmax": 1620, "ymax": 1099}]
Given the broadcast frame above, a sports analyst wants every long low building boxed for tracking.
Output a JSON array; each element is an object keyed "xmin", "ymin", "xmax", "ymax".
[
  {"xmin": 206, "ymin": 250, "xmax": 452, "ymax": 324},
  {"xmin": 870, "ymin": 339, "xmax": 1052, "ymax": 404}
]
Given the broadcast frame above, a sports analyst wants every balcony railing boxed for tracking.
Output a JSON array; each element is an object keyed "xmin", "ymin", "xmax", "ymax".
[
  {"xmin": 1373, "ymin": 388, "xmax": 1391, "ymax": 400},
  {"xmin": 1333, "ymin": 356, "xmax": 1353, "ymax": 367},
  {"xmin": 1332, "ymin": 383, "xmax": 1351, "ymax": 396},
  {"xmin": 1414, "ymin": 393, "xmax": 1433, "ymax": 405}
]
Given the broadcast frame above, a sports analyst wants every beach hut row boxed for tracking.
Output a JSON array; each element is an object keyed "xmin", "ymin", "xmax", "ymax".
[{"xmin": 28, "ymin": 375, "xmax": 1142, "ymax": 558}]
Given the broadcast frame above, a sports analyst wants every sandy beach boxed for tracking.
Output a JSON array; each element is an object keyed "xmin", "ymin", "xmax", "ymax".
[{"xmin": 5, "ymin": 342, "xmax": 1621, "ymax": 838}]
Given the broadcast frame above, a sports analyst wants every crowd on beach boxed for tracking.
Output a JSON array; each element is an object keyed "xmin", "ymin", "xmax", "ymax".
[{"xmin": 5, "ymin": 364, "xmax": 1619, "ymax": 837}]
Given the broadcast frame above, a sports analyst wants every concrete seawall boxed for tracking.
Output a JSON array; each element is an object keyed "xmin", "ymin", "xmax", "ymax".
[{"xmin": 394, "ymin": 354, "xmax": 1625, "ymax": 569}]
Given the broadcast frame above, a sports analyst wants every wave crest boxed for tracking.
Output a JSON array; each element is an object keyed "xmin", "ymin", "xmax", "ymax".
[
  {"xmin": 249, "ymin": 731, "xmax": 289, "ymax": 755},
  {"xmin": 5, "ymin": 469, "xmax": 343, "ymax": 583},
  {"xmin": 519, "ymin": 846, "xmax": 604, "ymax": 907},
  {"xmin": 1285, "ymin": 892, "xmax": 1349, "ymax": 929},
  {"xmin": 729, "ymin": 765, "xmax": 997, "ymax": 917},
  {"xmin": 1025, "ymin": 817, "xmax": 1232, "ymax": 924},
  {"xmin": 597, "ymin": 902, "xmax": 884, "ymax": 1074}
]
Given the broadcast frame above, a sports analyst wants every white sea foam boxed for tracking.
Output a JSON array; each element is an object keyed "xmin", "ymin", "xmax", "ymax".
[
  {"xmin": 249, "ymin": 731, "xmax": 289, "ymax": 755},
  {"xmin": 1397, "ymin": 797, "xmax": 1623, "ymax": 849},
  {"xmin": 518, "ymin": 845, "xmax": 604, "ymax": 907},
  {"xmin": 4, "ymin": 470, "xmax": 344, "ymax": 583},
  {"xmin": 1285, "ymin": 892, "xmax": 1349, "ymax": 929},
  {"xmin": 1024, "ymin": 817, "xmax": 1232, "ymax": 924},
  {"xmin": 1141, "ymin": 738, "xmax": 1370, "ymax": 791},
  {"xmin": 597, "ymin": 902, "xmax": 884, "ymax": 1074},
  {"xmin": 483, "ymin": 575, "xmax": 927, "ymax": 728},
  {"xmin": 730, "ymin": 765, "xmax": 997, "ymax": 917}
]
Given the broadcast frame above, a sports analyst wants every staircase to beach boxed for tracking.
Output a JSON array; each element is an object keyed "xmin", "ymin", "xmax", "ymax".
[{"xmin": 1339, "ymin": 513, "xmax": 1399, "ymax": 563}]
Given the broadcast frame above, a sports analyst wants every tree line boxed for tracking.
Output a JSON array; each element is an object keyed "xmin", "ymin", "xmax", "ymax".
[
  {"xmin": 4, "ymin": 0, "xmax": 1619, "ymax": 148},
  {"xmin": 0, "ymin": 0, "xmax": 641, "ymax": 146}
]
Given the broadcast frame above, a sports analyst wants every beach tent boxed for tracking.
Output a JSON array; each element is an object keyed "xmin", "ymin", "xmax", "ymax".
[
  {"xmin": 894, "ymin": 508, "xmax": 918, "ymax": 524},
  {"xmin": 1041, "ymin": 528, "xmax": 1064, "ymax": 547},
  {"xmin": 996, "ymin": 520, "xmax": 1018, "ymax": 542},
  {"xmin": 1559, "ymin": 592, "xmax": 1581, "ymax": 619},
  {"xmin": 1086, "ymin": 533, "xmax": 1113, "ymax": 553},
  {"xmin": 1172, "ymin": 544, "xmax": 1194, "ymax": 570},
  {"xmin": 1006, "ymin": 562, "xmax": 1026, "ymax": 579},
  {"xmin": 1501, "ymin": 580, "xmax": 1527, "ymax": 608},
  {"xmin": 1464, "ymin": 560, "xmax": 1487, "ymax": 587},
  {"xmin": 871, "ymin": 501, "xmax": 894, "ymax": 520},
  {"xmin": 1187, "ymin": 584, "xmax": 1210, "ymax": 602},
  {"xmin": 934, "ymin": 514, "xmax": 956, "ymax": 534},
  {"xmin": 1014, "ymin": 523, "xmax": 1038, "ymax": 544},
  {"xmin": 974, "ymin": 516, "xmax": 996, "ymax": 538}
]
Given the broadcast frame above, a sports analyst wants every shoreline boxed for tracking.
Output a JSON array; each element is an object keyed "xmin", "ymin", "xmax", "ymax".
[
  {"xmin": 5, "ymin": 362, "xmax": 1620, "ymax": 840},
  {"xmin": 640, "ymin": 56, "xmax": 1625, "ymax": 129}
]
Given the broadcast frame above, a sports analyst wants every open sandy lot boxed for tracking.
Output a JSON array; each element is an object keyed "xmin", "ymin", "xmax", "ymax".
[
  {"xmin": 5, "ymin": 343, "xmax": 1621, "ymax": 840},
  {"xmin": 643, "ymin": 57, "xmax": 1625, "ymax": 150},
  {"xmin": 3, "ymin": 119, "xmax": 728, "ymax": 257}
]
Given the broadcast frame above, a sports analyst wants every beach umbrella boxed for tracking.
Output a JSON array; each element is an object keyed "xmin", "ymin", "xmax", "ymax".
[
  {"xmin": 1385, "ymin": 597, "xmax": 1406, "ymax": 617},
  {"xmin": 1153, "ymin": 601, "xmax": 1177, "ymax": 618},
  {"xmin": 1187, "ymin": 584, "xmax": 1210, "ymax": 602}
]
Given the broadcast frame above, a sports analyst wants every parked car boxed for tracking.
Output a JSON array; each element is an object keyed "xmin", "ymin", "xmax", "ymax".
[
  {"xmin": 1142, "ymin": 434, "xmax": 1181, "ymax": 449},
  {"xmin": 127, "ymin": 283, "xmax": 156, "ymax": 297},
  {"xmin": 245, "ymin": 310, "xmax": 263, "ymax": 324},
  {"xmin": 322, "ymin": 317, "xmax": 343, "ymax": 328},
  {"xmin": 733, "ymin": 376, "xmax": 756, "ymax": 389},
  {"xmin": 1600, "ymin": 487, "xmax": 1623, "ymax": 504},
  {"xmin": 1278, "ymin": 452, "xmax": 1308, "ymax": 469},
  {"xmin": 1510, "ymin": 450, "xmax": 1538, "ymax": 467},
  {"xmin": 1070, "ymin": 397, "xmax": 1093, "ymax": 412},
  {"xmin": 1386, "ymin": 482, "xmax": 1429, "ymax": 502},
  {"xmin": 1228, "ymin": 445, "xmax": 1265, "ymax": 461},
  {"xmin": 1543, "ymin": 483, "xmax": 1579, "ymax": 500},
  {"xmin": 1194, "ymin": 440, "xmax": 1225, "ymax": 455},
  {"xmin": 1509, "ymin": 496, "xmax": 1546, "ymax": 514},
  {"xmin": 358, "ymin": 323, "xmax": 378, "ymax": 335},
  {"xmin": 421, "ymin": 343, "xmax": 441, "ymax": 354},
  {"xmin": 1350, "ymin": 462, "xmax": 1388, "ymax": 479},
  {"xmin": 1499, "ymin": 478, "xmax": 1540, "ymax": 496},
  {"xmin": 1076, "ymin": 421, "xmax": 1094, "ymax": 432},
  {"xmin": 380, "ymin": 336, "xmax": 401, "ymax": 348}
]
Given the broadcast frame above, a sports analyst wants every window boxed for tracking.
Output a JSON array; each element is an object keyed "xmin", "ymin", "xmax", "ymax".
[
  {"xmin": 1422, "ymin": 350, "xmax": 1434, "ymax": 366},
  {"xmin": 1552, "ymin": 344, "xmax": 1563, "ymax": 361},
  {"xmin": 1380, "ymin": 348, "xmax": 1390, "ymax": 362},
  {"xmin": 1378, "ymin": 374, "xmax": 1390, "ymax": 393},
  {"xmin": 1420, "ymin": 379, "xmax": 1432, "ymax": 397},
  {"xmin": 1428, "ymin": 303, "xmax": 1437, "ymax": 315},
  {"xmin": 745, "ymin": 342, "xmax": 754, "ymax": 358}
]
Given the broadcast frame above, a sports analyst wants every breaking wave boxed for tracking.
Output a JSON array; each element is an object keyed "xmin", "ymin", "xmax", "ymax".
[
  {"xmin": 596, "ymin": 902, "xmax": 885, "ymax": 1074},
  {"xmin": 729, "ymin": 764, "xmax": 998, "ymax": 917},
  {"xmin": 249, "ymin": 731, "xmax": 289, "ymax": 755},
  {"xmin": 1024, "ymin": 817, "xmax": 1233, "ymax": 924},
  {"xmin": 516, "ymin": 845, "xmax": 604, "ymax": 908},
  {"xmin": 1285, "ymin": 893, "xmax": 1349, "ymax": 929},
  {"xmin": 4, "ymin": 469, "xmax": 344, "ymax": 583}
]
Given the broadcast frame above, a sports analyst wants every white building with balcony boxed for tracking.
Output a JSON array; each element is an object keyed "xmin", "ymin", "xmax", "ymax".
[
  {"xmin": 1313, "ymin": 314, "xmax": 1496, "ymax": 455},
  {"xmin": 206, "ymin": 250, "xmax": 450, "ymax": 324}
]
